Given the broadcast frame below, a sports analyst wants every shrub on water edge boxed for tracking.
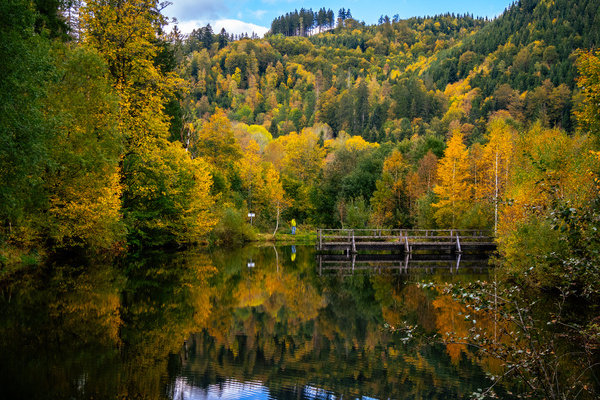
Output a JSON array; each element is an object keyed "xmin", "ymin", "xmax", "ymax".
[
  {"xmin": 211, "ymin": 207, "xmax": 257, "ymax": 246},
  {"xmin": 497, "ymin": 215, "xmax": 567, "ymax": 288}
]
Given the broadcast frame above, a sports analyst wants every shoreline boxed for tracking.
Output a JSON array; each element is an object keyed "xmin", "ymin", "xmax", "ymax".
[{"xmin": 252, "ymin": 231, "xmax": 316, "ymax": 246}]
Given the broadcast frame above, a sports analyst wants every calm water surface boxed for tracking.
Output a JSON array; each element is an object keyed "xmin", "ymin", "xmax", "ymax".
[{"xmin": 0, "ymin": 245, "xmax": 507, "ymax": 399}]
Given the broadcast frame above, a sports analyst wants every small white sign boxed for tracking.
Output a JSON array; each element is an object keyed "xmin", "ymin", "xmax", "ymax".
[
  {"xmin": 248, "ymin": 213, "xmax": 255, "ymax": 218},
  {"xmin": 247, "ymin": 262, "xmax": 255, "ymax": 268}
]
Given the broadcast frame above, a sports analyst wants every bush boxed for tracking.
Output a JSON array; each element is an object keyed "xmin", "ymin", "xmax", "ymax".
[
  {"xmin": 211, "ymin": 207, "xmax": 256, "ymax": 246},
  {"xmin": 346, "ymin": 197, "xmax": 371, "ymax": 229}
]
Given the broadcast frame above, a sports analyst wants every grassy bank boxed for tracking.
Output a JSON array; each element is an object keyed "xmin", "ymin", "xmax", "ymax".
[{"xmin": 254, "ymin": 230, "xmax": 316, "ymax": 245}]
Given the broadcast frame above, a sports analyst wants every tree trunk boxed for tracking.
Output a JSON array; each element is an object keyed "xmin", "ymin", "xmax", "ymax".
[{"xmin": 273, "ymin": 200, "xmax": 280, "ymax": 236}]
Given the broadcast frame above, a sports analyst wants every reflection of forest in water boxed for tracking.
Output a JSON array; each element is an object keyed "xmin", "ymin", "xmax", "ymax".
[{"xmin": 1, "ymin": 246, "xmax": 513, "ymax": 399}]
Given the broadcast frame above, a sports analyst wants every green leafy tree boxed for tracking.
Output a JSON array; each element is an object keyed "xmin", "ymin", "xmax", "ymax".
[
  {"xmin": 43, "ymin": 46, "xmax": 125, "ymax": 250},
  {"xmin": 0, "ymin": 0, "xmax": 53, "ymax": 241}
]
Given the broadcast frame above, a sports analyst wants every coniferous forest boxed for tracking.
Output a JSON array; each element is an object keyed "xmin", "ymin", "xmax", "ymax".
[{"xmin": 2, "ymin": 0, "xmax": 600, "ymax": 302}]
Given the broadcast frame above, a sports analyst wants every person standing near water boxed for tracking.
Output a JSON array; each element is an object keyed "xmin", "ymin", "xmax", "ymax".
[{"xmin": 291, "ymin": 218, "xmax": 296, "ymax": 235}]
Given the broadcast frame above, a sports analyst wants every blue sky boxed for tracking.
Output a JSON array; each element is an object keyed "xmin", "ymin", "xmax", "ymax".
[{"xmin": 163, "ymin": 0, "xmax": 515, "ymax": 37}]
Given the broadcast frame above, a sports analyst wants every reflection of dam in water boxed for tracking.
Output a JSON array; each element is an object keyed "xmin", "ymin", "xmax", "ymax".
[{"xmin": 316, "ymin": 253, "xmax": 491, "ymax": 276}]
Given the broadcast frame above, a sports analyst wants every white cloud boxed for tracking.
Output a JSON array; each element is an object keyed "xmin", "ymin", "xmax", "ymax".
[{"xmin": 174, "ymin": 19, "xmax": 270, "ymax": 37}]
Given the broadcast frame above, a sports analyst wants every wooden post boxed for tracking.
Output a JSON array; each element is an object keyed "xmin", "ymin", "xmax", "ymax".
[
  {"xmin": 348, "ymin": 229, "xmax": 351, "ymax": 254},
  {"xmin": 319, "ymin": 256, "xmax": 322, "ymax": 275},
  {"xmin": 352, "ymin": 230, "xmax": 356, "ymax": 253},
  {"xmin": 318, "ymin": 229, "xmax": 322, "ymax": 251},
  {"xmin": 456, "ymin": 233, "xmax": 462, "ymax": 253}
]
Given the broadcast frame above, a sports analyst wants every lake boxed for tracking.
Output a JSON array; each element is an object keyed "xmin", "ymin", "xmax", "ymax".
[{"xmin": 0, "ymin": 245, "xmax": 518, "ymax": 399}]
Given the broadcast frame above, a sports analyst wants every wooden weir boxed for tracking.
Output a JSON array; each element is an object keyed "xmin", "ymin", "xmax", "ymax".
[{"xmin": 316, "ymin": 229, "xmax": 496, "ymax": 254}]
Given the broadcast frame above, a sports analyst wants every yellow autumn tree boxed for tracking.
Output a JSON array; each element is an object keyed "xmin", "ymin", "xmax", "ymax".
[
  {"xmin": 43, "ymin": 46, "xmax": 125, "ymax": 250},
  {"xmin": 497, "ymin": 124, "xmax": 595, "ymax": 265},
  {"xmin": 81, "ymin": 0, "xmax": 218, "ymax": 246},
  {"xmin": 370, "ymin": 151, "xmax": 410, "ymax": 228},
  {"xmin": 433, "ymin": 130, "xmax": 471, "ymax": 228},
  {"xmin": 124, "ymin": 139, "xmax": 216, "ymax": 245},
  {"xmin": 260, "ymin": 165, "xmax": 287, "ymax": 234},
  {"xmin": 479, "ymin": 118, "xmax": 516, "ymax": 232},
  {"xmin": 575, "ymin": 50, "xmax": 600, "ymax": 138},
  {"xmin": 280, "ymin": 129, "xmax": 326, "ymax": 183},
  {"xmin": 195, "ymin": 110, "xmax": 242, "ymax": 172},
  {"xmin": 239, "ymin": 139, "xmax": 263, "ymax": 214},
  {"xmin": 278, "ymin": 129, "xmax": 327, "ymax": 220},
  {"xmin": 81, "ymin": 0, "xmax": 180, "ymax": 147}
]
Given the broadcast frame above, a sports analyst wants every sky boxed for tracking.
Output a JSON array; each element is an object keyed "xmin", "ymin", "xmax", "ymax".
[{"xmin": 163, "ymin": 0, "xmax": 516, "ymax": 37}]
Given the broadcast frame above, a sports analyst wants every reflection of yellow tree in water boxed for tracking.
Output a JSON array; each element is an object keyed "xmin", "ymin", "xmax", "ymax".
[
  {"xmin": 433, "ymin": 294, "xmax": 470, "ymax": 363},
  {"xmin": 183, "ymin": 251, "xmax": 499, "ymax": 399},
  {"xmin": 0, "ymin": 250, "xmax": 217, "ymax": 400},
  {"xmin": 117, "ymin": 251, "xmax": 217, "ymax": 399},
  {"xmin": 4, "ymin": 247, "xmax": 571, "ymax": 399},
  {"xmin": 47, "ymin": 264, "xmax": 123, "ymax": 347},
  {"xmin": 203, "ymin": 259, "xmax": 326, "ymax": 359}
]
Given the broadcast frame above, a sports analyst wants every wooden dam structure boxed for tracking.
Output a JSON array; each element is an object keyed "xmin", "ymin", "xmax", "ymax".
[{"xmin": 316, "ymin": 229, "xmax": 496, "ymax": 255}]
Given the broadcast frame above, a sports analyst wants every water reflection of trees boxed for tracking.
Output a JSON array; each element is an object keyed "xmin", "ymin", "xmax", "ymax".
[
  {"xmin": 4, "ymin": 246, "xmax": 593, "ymax": 400},
  {"xmin": 172, "ymin": 246, "xmax": 499, "ymax": 399},
  {"xmin": 0, "ymin": 250, "xmax": 216, "ymax": 400}
]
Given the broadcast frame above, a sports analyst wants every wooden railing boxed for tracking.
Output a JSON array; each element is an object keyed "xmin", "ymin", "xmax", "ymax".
[{"xmin": 316, "ymin": 229, "xmax": 496, "ymax": 254}]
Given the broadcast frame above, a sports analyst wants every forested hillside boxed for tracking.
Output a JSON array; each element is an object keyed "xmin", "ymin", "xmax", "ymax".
[{"xmin": 2, "ymin": 0, "xmax": 600, "ymax": 301}]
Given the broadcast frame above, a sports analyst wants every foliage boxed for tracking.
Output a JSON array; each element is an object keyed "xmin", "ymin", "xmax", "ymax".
[
  {"xmin": 433, "ymin": 130, "xmax": 471, "ymax": 228},
  {"xmin": 497, "ymin": 124, "xmax": 596, "ymax": 290},
  {"xmin": 4, "ymin": 0, "xmax": 600, "ymax": 264},
  {"xmin": 0, "ymin": 0, "xmax": 53, "ymax": 238},
  {"xmin": 211, "ymin": 206, "xmax": 256, "ymax": 246},
  {"xmin": 43, "ymin": 45, "xmax": 125, "ymax": 250},
  {"xmin": 370, "ymin": 150, "xmax": 411, "ymax": 228},
  {"xmin": 124, "ymin": 139, "xmax": 216, "ymax": 247},
  {"xmin": 576, "ymin": 50, "xmax": 600, "ymax": 139},
  {"xmin": 424, "ymin": 281, "xmax": 600, "ymax": 400}
]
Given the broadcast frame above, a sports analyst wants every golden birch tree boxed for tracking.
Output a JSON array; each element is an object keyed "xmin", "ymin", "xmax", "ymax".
[{"xmin": 480, "ymin": 118, "xmax": 516, "ymax": 233}]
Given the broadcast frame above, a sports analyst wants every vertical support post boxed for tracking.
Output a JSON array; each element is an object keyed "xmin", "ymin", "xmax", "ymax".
[
  {"xmin": 348, "ymin": 229, "xmax": 351, "ymax": 254},
  {"xmin": 318, "ymin": 229, "xmax": 322, "ymax": 251},
  {"xmin": 456, "ymin": 233, "xmax": 462, "ymax": 253},
  {"xmin": 319, "ymin": 256, "xmax": 322, "ymax": 276},
  {"xmin": 352, "ymin": 230, "xmax": 356, "ymax": 254}
]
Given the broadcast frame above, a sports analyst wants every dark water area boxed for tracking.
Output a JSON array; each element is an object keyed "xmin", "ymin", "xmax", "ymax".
[{"xmin": 0, "ymin": 245, "xmax": 530, "ymax": 399}]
